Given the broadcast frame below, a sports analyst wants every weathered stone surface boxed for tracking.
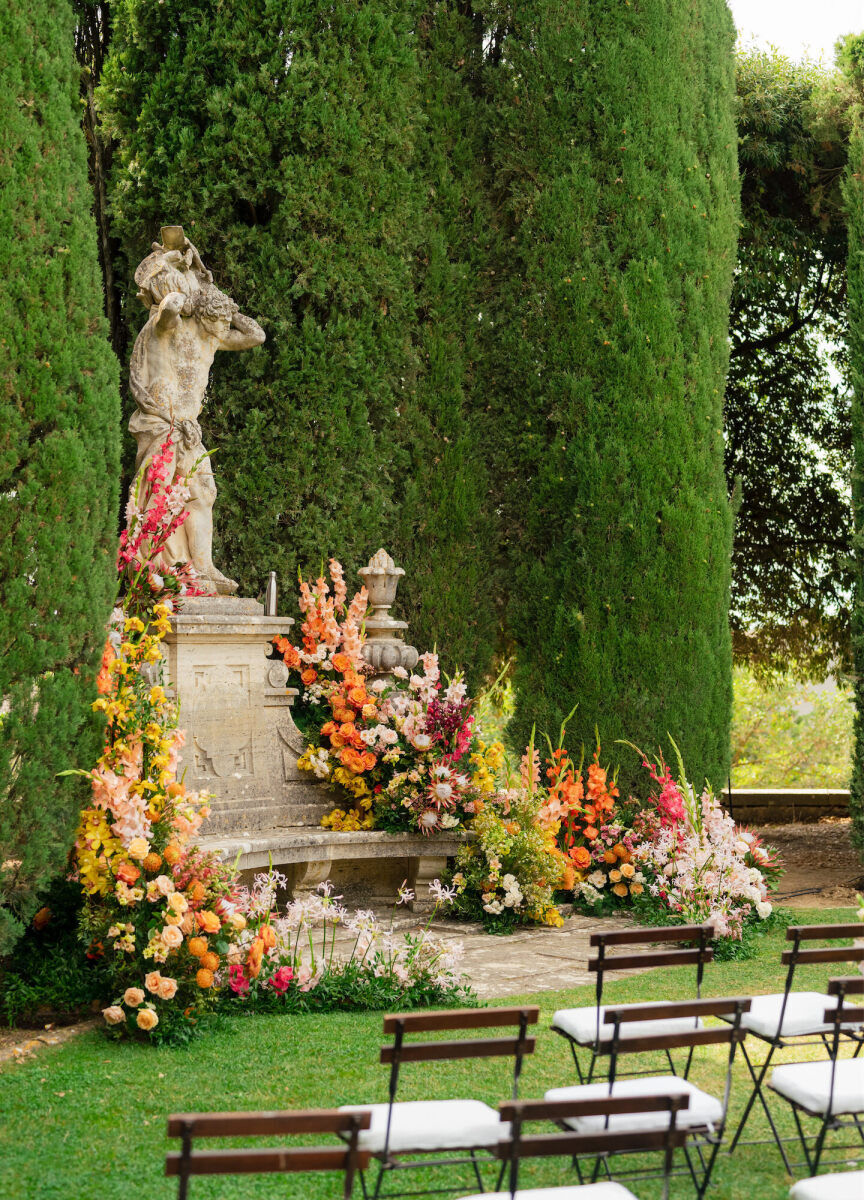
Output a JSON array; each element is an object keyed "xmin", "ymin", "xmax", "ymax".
[
  {"xmin": 164, "ymin": 601, "xmax": 330, "ymax": 834},
  {"xmin": 128, "ymin": 226, "xmax": 265, "ymax": 595}
]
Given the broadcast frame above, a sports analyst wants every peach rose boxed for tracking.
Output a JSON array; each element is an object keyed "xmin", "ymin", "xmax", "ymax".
[
  {"xmin": 155, "ymin": 874, "xmax": 175, "ymax": 897},
  {"xmin": 630, "ymin": 882, "xmax": 644, "ymax": 896},
  {"xmin": 103, "ymin": 1005, "xmax": 125, "ymax": 1025},
  {"xmin": 164, "ymin": 911, "xmax": 183, "ymax": 926},
  {"xmin": 157, "ymin": 976, "xmax": 178, "ymax": 1000},
  {"xmin": 127, "ymin": 838, "xmax": 150, "ymax": 861},
  {"xmin": 123, "ymin": 987, "xmax": 145, "ymax": 1007},
  {"xmin": 609, "ymin": 869, "xmax": 622, "ymax": 883},
  {"xmin": 167, "ymin": 892, "xmax": 188, "ymax": 914},
  {"xmin": 612, "ymin": 883, "xmax": 629, "ymax": 898},
  {"xmin": 136, "ymin": 1007, "xmax": 159, "ymax": 1031},
  {"xmin": 361, "ymin": 704, "xmax": 378, "ymax": 721},
  {"xmin": 196, "ymin": 968, "xmax": 214, "ymax": 989},
  {"xmin": 145, "ymin": 971, "xmax": 162, "ymax": 993},
  {"xmin": 115, "ymin": 860, "xmax": 140, "ymax": 885},
  {"xmin": 620, "ymin": 862, "xmax": 635, "ymax": 879},
  {"xmin": 180, "ymin": 911, "xmax": 196, "ymax": 935},
  {"xmin": 196, "ymin": 910, "xmax": 221, "ymax": 935},
  {"xmin": 162, "ymin": 924, "xmax": 183, "ymax": 949}
]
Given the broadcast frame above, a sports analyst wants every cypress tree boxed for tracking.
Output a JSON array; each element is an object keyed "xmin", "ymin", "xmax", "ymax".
[
  {"xmin": 390, "ymin": 2, "xmax": 501, "ymax": 691},
  {"xmin": 491, "ymin": 1, "xmax": 739, "ymax": 790},
  {"xmin": 0, "ymin": 1, "xmax": 121, "ymax": 951},
  {"xmin": 99, "ymin": 0, "xmax": 425, "ymax": 607}
]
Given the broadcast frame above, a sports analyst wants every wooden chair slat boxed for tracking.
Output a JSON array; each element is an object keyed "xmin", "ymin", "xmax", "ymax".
[
  {"xmin": 603, "ymin": 996, "xmax": 751, "ymax": 1024},
  {"xmin": 499, "ymin": 1094, "xmax": 690, "ymax": 1122},
  {"xmin": 589, "ymin": 923, "xmax": 712, "ymax": 948},
  {"xmin": 824, "ymin": 1007, "xmax": 864, "ymax": 1025},
  {"xmin": 383, "ymin": 1006, "xmax": 539, "ymax": 1033},
  {"xmin": 781, "ymin": 946, "xmax": 864, "ymax": 965},
  {"xmin": 380, "ymin": 1035, "xmax": 536, "ymax": 1064},
  {"xmin": 495, "ymin": 1128, "xmax": 690, "ymax": 1160},
  {"xmin": 165, "ymin": 1146, "xmax": 371, "ymax": 1177},
  {"xmin": 827, "ymin": 976, "xmax": 864, "ymax": 996},
  {"xmin": 166, "ymin": 1109, "xmax": 371, "ymax": 1139},
  {"xmin": 588, "ymin": 947, "xmax": 712, "ymax": 973},
  {"xmin": 596, "ymin": 1026, "xmax": 739, "ymax": 1056},
  {"xmin": 787, "ymin": 923, "xmax": 864, "ymax": 942}
]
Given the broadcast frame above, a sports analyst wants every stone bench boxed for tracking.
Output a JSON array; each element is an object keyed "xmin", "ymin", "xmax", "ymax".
[{"xmin": 199, "ymin": 827, "xmax": 472, "ymax": 911}]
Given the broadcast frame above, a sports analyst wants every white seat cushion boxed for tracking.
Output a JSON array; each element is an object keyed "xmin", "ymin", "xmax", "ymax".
[
  {"xmin": 790, "ymin": 1170, "xmax": 864, "ymax": 1200},
  {"xmin": 735, "ymin": 992, "xmax": 863, "ymax": 1039},
  {"xmin": 456, "ymin": 1186, "xmax": 639, "ymax": 1200},
  {"xmin": 545, "ymin": 1075, "xmax": 723, "ymax": 1133},
  {"xmin": 552, "ymin": 1003, "xmax": 704, "ymax": 1045},
  {"xmin": 340, "ymin": 1099, "xmax": 505, "ymax": 1154},
  {"xmin": 770, "ymin": 1059, "xmax": 864, "ymax": 1116}
]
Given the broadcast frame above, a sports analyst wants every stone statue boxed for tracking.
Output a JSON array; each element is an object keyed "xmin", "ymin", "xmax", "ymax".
[{"xmin": 128, "ymin": 225, "xmax": 265, "ymax": 594}]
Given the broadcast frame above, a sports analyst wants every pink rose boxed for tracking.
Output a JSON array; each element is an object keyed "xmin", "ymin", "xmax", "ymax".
[
  {"xmin": 102, "ymin": 1005, "xmax": 125, "ymax": 1026},
  {"xmin": 144, "ymin": 971, "xmax": 162, "ymax": 994},
  {"xmin": 123, "ymin": 987, "xmax": 145, "ymax": 1007},
  {"xmin": 157, "ymin": 976, "xmax": 178, "ymax": 1000}
]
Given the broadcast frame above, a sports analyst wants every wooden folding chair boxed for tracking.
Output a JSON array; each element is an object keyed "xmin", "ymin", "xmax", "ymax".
[
  {"xmin": 767, "ymin": 975, "xmax": 864, "ymax": 1177},
  {"xmin": 453, "ymin": 1092, "xmax": 691, "ymax": 1200},
  {"xmin": 341, "ymin": 1005, "xmax": 539, "ymax": 1200},
  {"xmin": 165, "ymin": 1107, "xmax": 372, "ymax": 1200},
  {"xmin": 551, "ymin": 923, "xmax": 715, "ymax": 1083},
  {"xmin": 726, "ymin": 922, "xmax": 864, "ymax": 1170},
  {"xmin": 545, "ymin": 996, "xmax": 751, "ymax": 1198}
]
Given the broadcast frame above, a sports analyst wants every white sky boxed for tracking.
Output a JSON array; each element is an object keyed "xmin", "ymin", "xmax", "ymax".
[{"xmin": 728, "ymin": 0, "xmax": 864, "ymax": 64}]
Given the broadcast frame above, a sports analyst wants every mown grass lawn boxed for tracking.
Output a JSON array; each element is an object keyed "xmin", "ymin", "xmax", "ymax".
[{"xmin": 1, "ymin": 907, "xmax": 861, "ymax": 1200}]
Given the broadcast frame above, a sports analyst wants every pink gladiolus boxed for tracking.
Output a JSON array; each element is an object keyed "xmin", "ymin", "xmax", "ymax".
[
  {"xmin": 229, "ymin": 964, "xmax": 250, "ymax": 996},
  {"xmin": 267, "ymin": 966, "xmax": 294, "ymax": 994}
]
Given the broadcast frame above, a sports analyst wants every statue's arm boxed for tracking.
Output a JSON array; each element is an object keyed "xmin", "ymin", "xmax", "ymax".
[
  {"xmin": 219, "ymin": 311, "xmax": 266, "ymax": 351},
  {"xmin": 154, "ymin": 291, "xmax": 187, "ymax": 332}
]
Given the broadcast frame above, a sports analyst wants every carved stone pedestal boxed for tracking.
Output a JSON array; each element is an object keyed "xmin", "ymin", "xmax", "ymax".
[{"xmin": 163, "ymin": 596, "xmax": 329, "ymax": 835}]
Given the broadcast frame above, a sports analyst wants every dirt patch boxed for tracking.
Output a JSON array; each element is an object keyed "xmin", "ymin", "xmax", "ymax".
[
  {"xmin": 755, "ymin": 818, "xmax": 863, "ymax": 907},
  {"xmin": 0, "ymin": 1017, "xmax": 98, "ymax": 1066}
]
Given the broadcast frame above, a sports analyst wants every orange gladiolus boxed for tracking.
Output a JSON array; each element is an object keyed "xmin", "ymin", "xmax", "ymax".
[
  {"xmin": 259, "ymin": 924, "xmax": 277, "ymax": 950},
  {"xmin": 247, "ymin": 938, "xmax": 264, "ymax": 979}
]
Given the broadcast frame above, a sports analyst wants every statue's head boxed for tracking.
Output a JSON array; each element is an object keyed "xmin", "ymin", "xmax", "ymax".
[{"xmin": 192, "ymin": 284, "xmax": 239, "ymax": 337}]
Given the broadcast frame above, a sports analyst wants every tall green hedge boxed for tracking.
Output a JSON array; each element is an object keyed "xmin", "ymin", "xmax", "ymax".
[
  {"xmin": 0, "ymin": 1, "xmax": 121, "ymax": 952},
  {"xmin": 99, "ymin": 0, "xmax": 420, "ymax": 605},
  {"xmin": 389, "ymin": 2, "xmax": 501, "ymax": 691},
  {"xmin": 492, "ymin": 0, "xmax": 739, "ymax": 789}
]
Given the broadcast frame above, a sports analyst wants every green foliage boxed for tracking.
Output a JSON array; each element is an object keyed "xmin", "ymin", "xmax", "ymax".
[
  {"xmin": 728, "ymin": 49, "xmax": 852, "ymax": 678},
  {"xmin": 0, "ymin": 1, "xmax": 121, "ymax": 953},
  {"xmin": 843, "ymin": 35, "xmax": 864, "ymax": 859},
  {"xmin": 491, "ymin": 0, "xmax": 739, "ymax": 793},
  {"xmin": 731, "ymin": 665, "xmax": 853, "ymax": 788}
]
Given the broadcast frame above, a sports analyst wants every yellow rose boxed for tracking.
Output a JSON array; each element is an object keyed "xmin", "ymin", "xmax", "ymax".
[
  {"xmin": 136, "ymin": 1008, "xmax": 159, "ymax": 1031},
  {"xmin": 127, "ymin": 838, "xmax": 150, "ymax": 861}
]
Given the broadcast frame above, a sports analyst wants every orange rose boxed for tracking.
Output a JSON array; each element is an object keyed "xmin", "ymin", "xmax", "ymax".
[
  {"xmin": 188, "ymin": 937, "xmax": 208, "ymax": 958},
  {"xmin": 321, "ymin": 721, "xmax": 338, "ymax": 737},
  {"xmin": 115, "ymin": 860, "xmax": 140, "ymax": 885},
  {"xmin": 142, "ymin": 852, "xmax": 162, "ymax": 874},
  {"xmin": 259, "ymin": 925, "xmax": 277, "ymax": 950},
  {"xmin": 630, "ymin": 882, "xmax": 644, "ymax": 896},
  {"xmin": 32, "ymin": 906, "xmax": 51, "ymax": 931},
  {"xmin": 584, "ymin": 826, "xmax": 599, "ymax": 841},
  {"xmin": 196, "ymin": 911, "xmax": 221, "ymax": 935},
  {"xmin": 301, "ymin": 668, "xmax": 318, "ymax": 686},
  {"xmin": 569, "ymin": 846, "xmax": 592, "ymax": 870},
  {"xmin": 199, "ymin": 951, "xmax": 220, "ymax": 972},
  {"xmin": 162, "ymin": 843, "xmax": 182, "ymax": 866},
  {"xmin": 338, "ymin": 709, "xmax": 356, "ymax": 724},
  {"xmin": 339, "ymin": 722, "xmax": 356, "ymax": 740},
  {"xmin": 361, "ymin": 751, "xmax": 377, "ymax": 771},
  {"xmin": 329, "ymin": 732, "xmax": 346, "ymax": 749},
  {"xmin": 613, "ymin": 843, "xmax": 631, "ymax": 863},
  {"xmin": 603, "ymin": 850, "xmax": 617, "ymax": 864},
  {"xmin": 195, "ymin": 968, "xmax": 214, "ymax": 989},
  {"xmin": 331, "ymin": 653, "xmax": 351, "ymax": 673},
  {"xmin": 348, "ymin": 687, "xmax": 367, "ymax": 707}
]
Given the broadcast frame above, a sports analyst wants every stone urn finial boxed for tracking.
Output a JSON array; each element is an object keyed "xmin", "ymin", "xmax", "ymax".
[{"xmin": 359, "ymin": 549, "xmax": 419, "ymax": 678}]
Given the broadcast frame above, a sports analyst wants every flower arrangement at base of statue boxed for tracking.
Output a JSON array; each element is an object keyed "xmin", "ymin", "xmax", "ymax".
[
  {"xmin": 70, "ymin": 436, "xmax": 241, "ymax": 1043},
  {"xmin": 222, "ymin": 870, "xmax": 473, "ymax": 1011},
  {"xmin": 274, "ymin": 561, "xmax": 484, "ymax": 836}
]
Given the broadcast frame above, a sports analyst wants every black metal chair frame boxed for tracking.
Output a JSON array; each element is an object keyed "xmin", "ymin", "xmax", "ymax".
[
  {"xmin": 165, "ymin": 1107, "xmax": 371, "ymax": 1200},
  {"xmin": 726, "ymin": 923, "xmax": 864, "ymax": 1172},
  {"xmin": 355, "ymin": 1005, "xmax": 539, "ymax": 1200},
  {"xmin": 559, "ymin": 995, "xmax": 750, "ymax": 1200},
  {"xmin": 552, "ymin": 922, "xmax": 715, "ymax": 1084},
  {"xmin": 765, "ymin": 976, "xmax": 864, "ymax": 1178},
  {"xmin": 492, "ymin": 1092, "xmax": 691, "ymax": 1200}
]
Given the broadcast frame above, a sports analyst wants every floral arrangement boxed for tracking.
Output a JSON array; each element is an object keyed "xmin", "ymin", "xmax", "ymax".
[
  {"xmin": 71, "ymin": 437, "xmax": 242, "ymax": 1042},
  {"xmin": 222, "ymin": 870, "xmax": 472, "ymax": 1011},
  {"xmin": 569, "ymin": 743, "xmax": 783, "ymax": 944},
  {"xmin": 274, "ymin": 562, "xmax": 483, "ymax": 836}
]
